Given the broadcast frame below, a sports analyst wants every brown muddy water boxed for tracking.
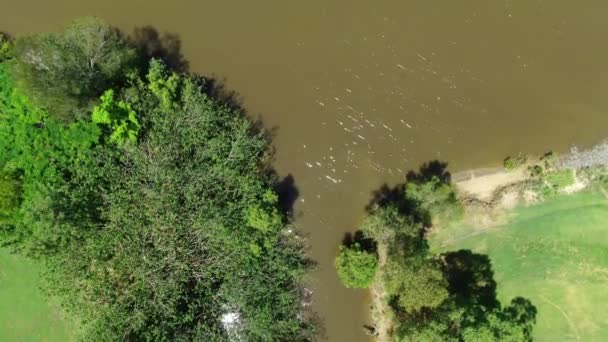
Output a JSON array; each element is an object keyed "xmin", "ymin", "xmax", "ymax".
[{"xmin": 3, "ymin": 1, "xmax": 608, "ymax": 340}]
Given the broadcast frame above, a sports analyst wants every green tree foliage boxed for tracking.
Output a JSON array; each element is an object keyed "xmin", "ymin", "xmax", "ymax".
[
  {"xmin": 335, "ymin": 243, "xmax": 378, "ymax": 289},
  {"xmin": 0, "ymin": 169, "xmax": 21, "ymax": 225},
  {"xmin": 384, "ymin": 257, "xmax": 448, "ymax": 313},
  {"xmin": 91, "ymin": 89, "xmax": 139, "ymax": 144},
  {"xmin": 361, "ymin": 202, "xmax": 421, "ymax": 246},
  {"xmin": 0, "ymin": 23, "xmax": 313, "ymax": 339},
  {"xmin": 0, "ymin": 63, "xmax": 101, "ymax": 251},
  {"xmin": 9, "ymin": 17, "xmax": 136, "ymax": 121},
  {"xmin": 404, "ymin": 175, "xmax": 462, "ymax": 223}
]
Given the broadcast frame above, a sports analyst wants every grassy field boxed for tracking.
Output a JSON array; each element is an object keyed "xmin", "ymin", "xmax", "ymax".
[
  {"xmin": 0, "ymin": 248, "xmax": 76, "ymax": 341},
  {"xmin": 431, "ymin": 190, "xmax": 608, "ymax": 341}
]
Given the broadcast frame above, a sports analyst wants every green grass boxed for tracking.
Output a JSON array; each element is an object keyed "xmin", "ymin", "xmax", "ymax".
[
  {"xmin": 0, "ymin": 249, "xmax": 76, "ymax": 341},
  {"xmin": 431, "ymin": 190, "xmax": 608, "ymax": 341}
]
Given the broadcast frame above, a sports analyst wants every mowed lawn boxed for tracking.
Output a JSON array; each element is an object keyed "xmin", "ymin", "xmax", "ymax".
[
  {"xmin": 0, "ymin": 248, "xmax": 76, "ymax": 341},
  {"xmin": 431, "ymin": 190, "xmax": 608, "ymax": 341}
]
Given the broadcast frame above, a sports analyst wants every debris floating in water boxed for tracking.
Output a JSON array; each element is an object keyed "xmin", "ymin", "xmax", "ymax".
[{"xmin": 325, "ymin": 175, "xmax": 341, "ymax": 184}]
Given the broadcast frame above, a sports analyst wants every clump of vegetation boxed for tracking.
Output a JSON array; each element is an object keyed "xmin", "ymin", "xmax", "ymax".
[
  {"xmin": 523, "ymin": 151, "xmax": 576, "ymax": 198},
  {"xmin": 539, "ymin": 150, "xmax": 556, "ymax": 168},
  {"xmin": 0, "ymin": 33, "xmax": 11, "ymax": 62},
  {"xmin": 0, "ymin": 18, "xmax": 313, "ymax": 341},
  {"xmin": 527, "ymin": 151, "xmax": 558, "ymax": 177},
  {"xmin": 358, "ymin": 164, "xmax": 536, "ymax": 341},
  {"xmin": 537, "ymin": 169, "xmax": 575, "ymax": 197},
  {"xmin": 529, "ymin": 164, "xmax": 544, "ymax": 177},
  {"xmin": 503, "ymin": 154, "xmax": 527, "ymax": 171},
  {"xmin": 335, "ymin": 243, "xmax": 378, "ymax": 289}
]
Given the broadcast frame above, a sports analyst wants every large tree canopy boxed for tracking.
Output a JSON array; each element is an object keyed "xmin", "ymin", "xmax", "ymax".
[{"xmin": 0, "ymin": 20, "xmax": 313, "ymax": 341}]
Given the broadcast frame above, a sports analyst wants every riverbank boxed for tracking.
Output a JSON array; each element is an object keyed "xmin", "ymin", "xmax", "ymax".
[
  {"xmin": 369, "ymin": 166, "xmax": 530, "ymax": 342},
  {"xmin": 369, "ymin": 146, "xmax": 608, "ymax": 341},
  {"xmin": 431, "ymin": 190, "xmax": 608, "ymax": 341}
]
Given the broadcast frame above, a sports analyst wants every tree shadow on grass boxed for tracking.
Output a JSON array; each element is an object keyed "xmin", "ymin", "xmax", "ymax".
[
  {"xmin": 441, "ymin": 249, "xmax": 537, "ymax": 338},
  {"xmin": 442, "ymin": 249, "xmax": 499, "ymax": 310}
]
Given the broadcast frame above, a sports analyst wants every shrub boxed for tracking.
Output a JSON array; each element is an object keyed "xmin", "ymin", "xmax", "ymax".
[
  {"xmin": 540, "ymin": 169, "xmax": 575, "ymax": 196},
  {"xmin": 503, "ymin": 154, "xmax": 527, "ymax": 171},
  {"xmin": 0, "ymin": 33, "xmax": 11, "ymax": 62},
  {"xmin": 529, "ymin": 165, "xmax": 544, "ymax": 177},
  {"xmin": 335, "ymin": 243, "xmax": 378, "ymax": 289}
]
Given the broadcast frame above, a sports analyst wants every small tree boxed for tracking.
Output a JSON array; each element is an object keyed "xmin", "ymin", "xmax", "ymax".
[{"xmin": 335, "ymin": 243, "xmax": 378, "ymax": 289}]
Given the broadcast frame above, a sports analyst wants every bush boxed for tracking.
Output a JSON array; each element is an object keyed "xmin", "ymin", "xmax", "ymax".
[
  {"xmin": 503, "ymin": 154, "xmax": 527, "ymax": 171},
  {"xmin": 529, "ymin": 164, "xmax": 544, "ymax": 177},
  {"xmin": 335, "ymin": 243, "xmax": 378, "ymax": 289}
]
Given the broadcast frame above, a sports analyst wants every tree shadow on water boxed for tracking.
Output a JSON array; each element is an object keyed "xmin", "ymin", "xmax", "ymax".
[
  {"xmin": 406, "ymin": 160, "xmax": 451, "ymax": 184},
  {"xmin": 128, "ymin": 26, "xmax": 248, "ymax": 116},
  {"xmin": 129, "ymin": 26, "xmax": 189, "ymax": 73},
  {"xmin": 274, "ymin": 174, "xmax": 299, "ymax": 219},
  {"xmin": 200, "ymin": 76, "xmax": 246, "ymax": 113},
  {"xmin": 342, "ymin": 230, "xmax": 377, "ymax": 254},
  {"xmin": 128, "ymin": 26, "xmax": 286, "ymax": 194}
]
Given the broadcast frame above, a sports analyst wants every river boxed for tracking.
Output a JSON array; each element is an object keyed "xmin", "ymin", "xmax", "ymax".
[{"xmin": 2, "ymin": 1, "xmax": 608, "ymax": 340}]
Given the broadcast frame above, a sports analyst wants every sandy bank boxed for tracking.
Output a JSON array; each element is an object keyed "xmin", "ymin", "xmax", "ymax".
[{"xmin": 453, "ymin": 167, "xmax": 528, "ymax": 202}]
